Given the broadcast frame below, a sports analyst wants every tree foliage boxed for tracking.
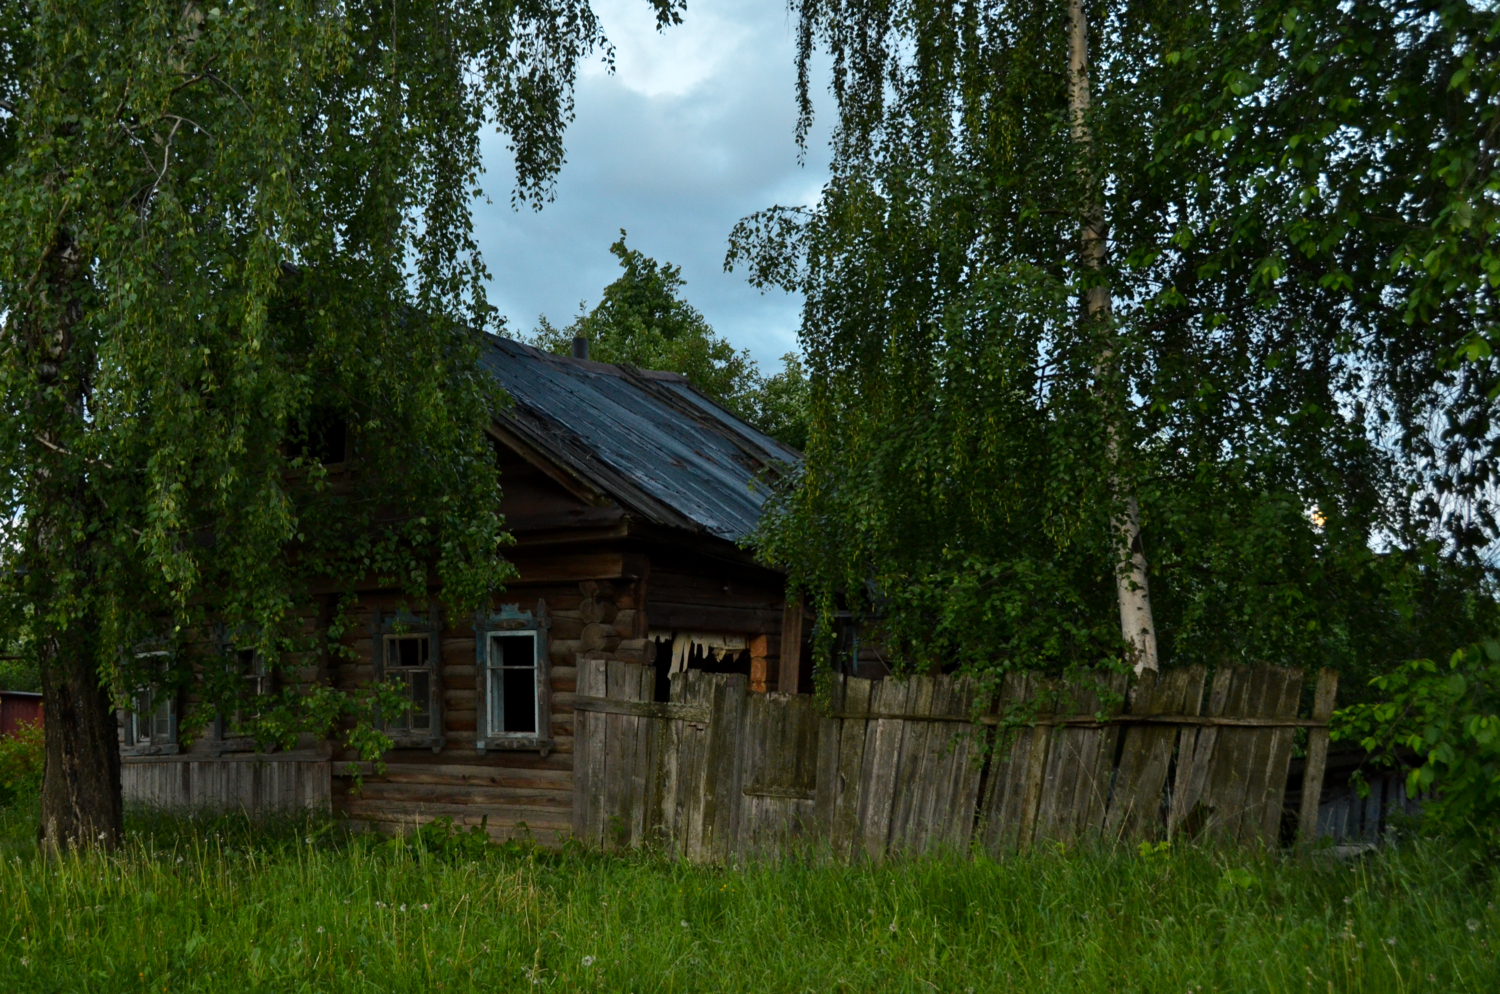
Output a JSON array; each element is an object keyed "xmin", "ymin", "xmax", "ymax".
[
  {"xmin": 0, "ymin": 0, "xmax": 669, "ymax": 827},
  {"xmin": 531, "ymin": 231, "xmax": 810, "ymax": 447},
  {"xmin": 729, "ymin": 0, "xmax": 1500, "ymax": 682},
  {"xmin": 1334, "ymin": 642, "xmax": 1500, "ymax": 846}
]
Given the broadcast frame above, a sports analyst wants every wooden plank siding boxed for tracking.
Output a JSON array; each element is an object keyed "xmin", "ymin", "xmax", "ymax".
[{"xmin": 122, "ymin": 755, "xmax": 330, "ymax": 814}]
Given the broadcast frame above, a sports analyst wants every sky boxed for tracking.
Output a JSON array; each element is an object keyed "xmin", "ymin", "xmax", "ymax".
[{"xmin": 473, "ymin": 0, "xmax": 830, "ymax": 371}]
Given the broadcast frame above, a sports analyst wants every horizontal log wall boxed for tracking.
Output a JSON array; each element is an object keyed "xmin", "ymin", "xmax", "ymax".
[{"xmin": 329, "ymin": 577, "xmax": 647, "ymax": 846}]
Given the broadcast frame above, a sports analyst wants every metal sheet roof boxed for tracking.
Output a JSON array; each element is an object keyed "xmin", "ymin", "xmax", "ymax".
[{"xmin": 479, "ymin": 335, "xmax": 801, "ymax": 543}]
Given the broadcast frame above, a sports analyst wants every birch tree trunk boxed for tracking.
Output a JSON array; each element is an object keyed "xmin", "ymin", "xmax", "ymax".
[{"xmin": 1067, "ymin": 0, "xmax": 1159, "ymax": 673}]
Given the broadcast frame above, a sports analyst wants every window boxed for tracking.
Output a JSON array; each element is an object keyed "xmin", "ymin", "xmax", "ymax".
[
  {"xmin": 125, "ymin": 687, "xmax": 176, "ymax": 749},
  {"xmin": 371, "ymin": 609, "xmax": 442, "ymax": 750},
  {"xmin": 239, "ymin": 649, "xmax": 273, "ymax": 699},
  {"xmin": 383, "ymin": 634, "xmax": 433, "ymax": 735},
  {"xmin": 486, "ymin": 632, "xmax": 539, "ymax": 736},
  {"xmin": 216, "ymin": 648, "xmax": 273, "ymax": 750},
  {"xmin": 474, "ymin": 604, "xmax": 551, "ymax": 756},
  {"xmin": 122, "ymin": 650, "xmax": 177, "ymax": 754}
]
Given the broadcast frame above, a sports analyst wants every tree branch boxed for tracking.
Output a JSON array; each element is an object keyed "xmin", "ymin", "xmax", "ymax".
[
  {"xmin": 34, "ymin": 433, "xmax": 115, "ymax": 471},
  {"xmin": 0, "ymin": 97, "xmax": 15, "ymax": 115}
]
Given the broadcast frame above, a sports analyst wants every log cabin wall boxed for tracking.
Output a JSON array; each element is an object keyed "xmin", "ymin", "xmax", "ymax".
[
  {"xmin": 329, "ymin": 570, "xmax": 649, "ymax": 846},
  {"xmin": 642, "ymin": 546, "xmax": 800, "ymax": 694}
]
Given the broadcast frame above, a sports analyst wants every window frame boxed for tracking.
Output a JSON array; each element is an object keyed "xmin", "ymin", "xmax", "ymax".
[
  {"xmin": 474, "ymin": 603, "xmax": 552, "ymax": 756},
  {"xmin": 121, "ymin": 650, "xmax": 179, "ymax": 756},
  {"xmin": 371, "ymin": 607, "xmax": 444, "ymax": 752},
  {"xmin": 212, "ymin": 645, "xmax": 275, "ymax": 755}
]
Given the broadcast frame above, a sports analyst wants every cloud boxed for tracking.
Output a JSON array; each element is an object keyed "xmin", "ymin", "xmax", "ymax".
[{"xmin": 474, "ymin": 0, "xmax": 830, "ymax": 369}]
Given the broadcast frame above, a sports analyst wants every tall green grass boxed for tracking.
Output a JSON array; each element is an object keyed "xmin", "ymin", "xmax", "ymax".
[{"xmin": 0, "ymin": 799, "xmax": 1495, "ymax": 993}]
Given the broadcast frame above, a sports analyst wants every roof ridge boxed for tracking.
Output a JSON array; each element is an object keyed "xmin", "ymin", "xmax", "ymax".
[{"xmin": 486, "ymin": 333, "xmax": 690, "ymax": 383}]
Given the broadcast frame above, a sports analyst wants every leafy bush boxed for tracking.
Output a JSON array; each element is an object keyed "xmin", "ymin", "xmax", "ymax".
[
  {"xmin": 1333, "ymin": 641, "xmax": 1500, "ymax": 844},
  {"xmin": 404, "ymin": 815, "xmax": 546, "ymax": 862},
  {"xmin": 0, "ymin": 720, "xmax": 43, "ymax": 807}
]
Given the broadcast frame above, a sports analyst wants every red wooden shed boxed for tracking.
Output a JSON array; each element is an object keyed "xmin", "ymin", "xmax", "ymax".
[{"xmin": 0, "ymin": 690, "xmax": 42, "ymax": 736}]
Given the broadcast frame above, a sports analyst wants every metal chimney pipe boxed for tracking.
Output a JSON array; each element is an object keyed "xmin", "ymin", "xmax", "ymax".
[{"xmin": 571, "ymin": 335, "xmax": 589, "ymax": 360}]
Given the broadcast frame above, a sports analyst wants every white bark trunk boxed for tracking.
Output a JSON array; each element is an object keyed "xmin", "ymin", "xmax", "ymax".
[{"xmin": 1068, "ymin": 0, "xmax": 1159, "ymax": 674}]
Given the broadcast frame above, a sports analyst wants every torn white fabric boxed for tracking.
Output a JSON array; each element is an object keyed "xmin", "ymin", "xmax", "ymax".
[{"xmin": 662, "ymin": 632, "xmax": 750, "ymax": 674}]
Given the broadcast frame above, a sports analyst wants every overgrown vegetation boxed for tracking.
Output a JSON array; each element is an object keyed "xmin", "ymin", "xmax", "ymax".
[
  {"xmin": 0, "ymin": 0, "xmax": 667, "ymax": 846},
  {"xmin": 731, "ymin": 0, "xmax": 1500, "ymax": 685},
  {"xmin": 0, "ymin": 801, "xmax": 1494, "ymax": 993},
  {"xmin": 531, "ymin": 232, "xmax": 811, "ymax": 449},
  {"xmin": 0, "ymin": 651, "xmax": 38, "ymax": 693},
  {"xmin": 0, "ymin": 721, "xmax": 42, "ymax": 807},
  {"xmin": 1335, "ymin": 641, "xmax": 1500, "ymax": 847}
]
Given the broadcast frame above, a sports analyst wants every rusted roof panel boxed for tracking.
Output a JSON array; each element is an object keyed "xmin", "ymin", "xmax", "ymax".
[{"xmin": 479, "ymin": 335, "xmax": 801, "ymax": 542}]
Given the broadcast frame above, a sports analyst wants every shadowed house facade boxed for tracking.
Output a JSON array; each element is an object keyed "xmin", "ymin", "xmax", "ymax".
[{"xmin": 120, "ymin": 335, "xmax": 809, "ymax": 843}]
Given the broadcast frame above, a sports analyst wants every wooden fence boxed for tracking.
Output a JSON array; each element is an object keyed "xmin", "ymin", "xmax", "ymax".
[
  {"xmin": 572, "ymin": 661, "xmax": 1342, "ymax": 860},
  {"xmin": 122, "ymin": 755, "xmax": 331, "ymax": 816}
]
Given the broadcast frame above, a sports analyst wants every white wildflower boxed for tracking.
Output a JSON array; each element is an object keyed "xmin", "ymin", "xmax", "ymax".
[
  {"xmin": 582, "ymin": 956, "xmax": 596, "ymax": 968},
  {"xmin": 680, "ymin": 920, "xmax": 689, "ymax": 929},
  {"xmin": 1468, "ymin": 919, "xmax": 1480, "ymax": 933}
]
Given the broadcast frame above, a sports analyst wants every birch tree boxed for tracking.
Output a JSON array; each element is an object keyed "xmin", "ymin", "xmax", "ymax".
[
  {"xmin": 731, "ymin": 0, "xmax": 1500, "ymax": 684},
  {"xmin": 1067, "ymin": 0, "xmax": 1157, "ymax": 672}
]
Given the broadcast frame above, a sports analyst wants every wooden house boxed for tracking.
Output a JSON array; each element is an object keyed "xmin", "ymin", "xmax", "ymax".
[{"xmin": 121, "ymin": 335, "xmax": 808, "ymax": 843}]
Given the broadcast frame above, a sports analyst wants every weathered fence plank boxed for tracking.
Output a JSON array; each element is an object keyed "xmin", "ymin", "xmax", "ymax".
[
  {"xmin": 571, "ymin": 657, "xmax": 606, "ymax": 843},
  {"xmin": 1296, "ymin": 669, "xmax": 1340, "ymax": 844},
  {"xmin": 1168, "ymin": 665, "xmax": 1232, "ymax": 835},
  {"xmin": 976, "ymin": 672, "xmax": 1047, "ymax": 853},
  {"xmin": 1104, "ymin": 666, "xmax": 1205, "ymax": 842},
  {"xmin": 574, "ymin": 662, "xmax": 1339, "ymax": 863},
  {"xmin": 824, "ymin": 675, "xmax": 873, "ymax": 859},
  {"xmin": 121, "ymin": 758, "xmax": 330, "ymax": 815}
]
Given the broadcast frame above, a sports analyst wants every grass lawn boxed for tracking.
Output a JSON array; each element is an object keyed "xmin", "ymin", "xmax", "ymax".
[{"xmin": 0, "ymin": 798, "xmax": 1496, "ymax": 993}]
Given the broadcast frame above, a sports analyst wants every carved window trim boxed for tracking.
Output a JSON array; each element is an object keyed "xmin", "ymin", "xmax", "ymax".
[
  {"xmin": 474, "ymin": 602, "xmax": 552, "ymax": 756},
  {"xmin": 370, "ymin": 607, "xmax": 444, "ymax": 753}
]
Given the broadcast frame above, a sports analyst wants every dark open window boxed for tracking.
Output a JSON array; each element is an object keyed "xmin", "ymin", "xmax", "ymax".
[
  {"xmin": 474, "ymin": 605, "xmax": 551, "ymax": 755},
  {"xmin": 486, "ymin": 632, "xmax": 539, "ymax": 736},
  {"xmin": 383, "ymin": 634, "xmax": 433, "ymax": 735},
  {"xmin": 215, "ymin": 648, "xmax": 273, "ymax": 751}
]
